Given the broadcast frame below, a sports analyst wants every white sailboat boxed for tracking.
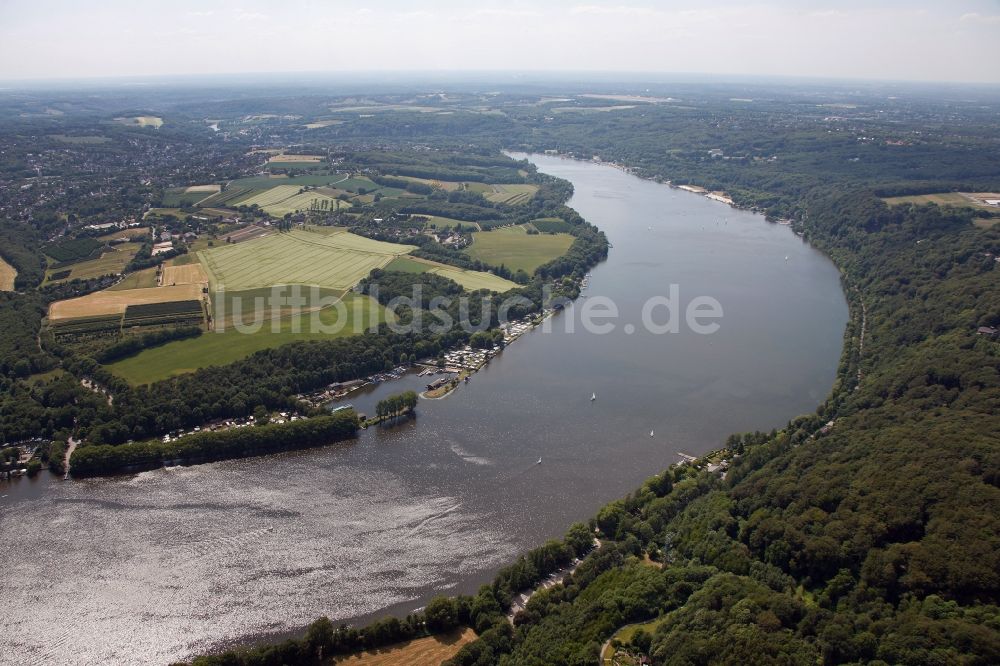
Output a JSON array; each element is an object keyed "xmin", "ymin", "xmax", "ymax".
[
  {"xmin": 536, "ymin": 457, "xmax": 542, "ymax": 465},
  {"xmin": 591, "ymin": 392, "xmax": 597, "ymax": 401},
  {"xmin": 650, "ymin": 429, "xmax": 655, "ymax": 437}
]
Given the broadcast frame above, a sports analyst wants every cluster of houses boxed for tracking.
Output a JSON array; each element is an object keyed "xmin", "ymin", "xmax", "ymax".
[
  {"xmin": 160, "ymin": 412, "xmax": 301, "ymax": 444},
  {"xmin": 152, "ymin": 228, "xmax": 199, "ymax": 255},
  {"xmin": 441, "ymin": 345, "xmax": 497, "ymax": 371}
]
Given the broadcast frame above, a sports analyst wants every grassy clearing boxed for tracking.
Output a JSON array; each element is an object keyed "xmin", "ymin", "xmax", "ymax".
[
  {"xmin": 198, "ymin": 228, "xmax": 414, "ymax": 292},
  {"xmin": 427, "ymin": 264, "xmax": 518, "ymax": 292},
  {"xmin": 384, "ymin": 255, "xmax": 516, "ymax": 291},
  {"xmin": 106, "ymin": 293, "xmax": 385, "ymax": 384},
  {"xmin": 99, "ymin": 228, "xmax": 149, "ymax": 242},
  {"xmin": 44, "ymin": 243, "xmax": 142, "ymax": 283},
  {"xmin": 413, "ymin": 215, "xmax": 478, "ymax": 230},
  {"xmin": 109, "ymin": 268, "xmax": 159, "ymax": 291},
  {"xmin": 0, "ymin": 256, "xmax": 16, "ymax": 291},
  {"xmin": 882, "ymin": 192, "xmax": 1000, "ymax": 211},
  {"xmin": 115, "ymin": 115, "xmax": 163, "ymax": 128},
  {"xmin": 531, "ymin": 217, "xmax": 574, "ymax": 233},
  {"xmin": 332, "ymin": 628, "xmax": 477, "ymax": 666},
  {"xmin": 465, "ymin": 225, "xmax": 574, "ymax": 274},
  {"xmin": 392, "ymin": 175, "xmax": 462, "ymax": 191},
  {"xmin": 145, "ymin": 207, "xmax": 189, "ymax": 219},
  {"xmin": 385, "ymin": 256, "xmax": 433, "ymax": 273},
  {"xmin": 49, "ymin": 284, "xmax": 203, "ymax": 320},
  {"xmin": 484, "ymin": 183, "xmax": 539, "ymax": 205}
]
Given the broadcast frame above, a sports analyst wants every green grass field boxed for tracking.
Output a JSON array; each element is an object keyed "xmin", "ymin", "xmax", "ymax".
[
  {"xmin": 385, "ymin": 256, "xmax": 432, "ymax": 273},
  {"xmin": 426, "ymin": 264, "xmax": 518, "ymax": 292},
  {"xmin": 106, "ymin": 293, "xmax": 387, "ymax": 384},
  {"xmin": 44, "ymin": 243, "xmax": 143, "ymax": 284},
  {"xmin": 108, "ymin": 268, "xmax": 159, "ymax": 290},
  {"xmin": 882, "ymin": 192, "xmax": 1000, "ymax": 211},
  {"xmin": 484, "ymin": 183, "xmax": 539, "ymax": 205},
  {"xmin": 384, "ymin": 255, "xmax": 518, "ymax": 291},
  {"xmin": 464, "ymin": 225, "xmax": 574, "ymax": 274},
  {"xmin": 416, "ymin": 215, "xmax": 480, "ymax": 230},
  {"xmin": 198, "ymin": 228, "xmax": 415, "ymax": 292}
]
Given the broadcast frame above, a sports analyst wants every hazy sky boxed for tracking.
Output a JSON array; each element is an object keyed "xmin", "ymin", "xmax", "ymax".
[{"xmin": 2, "ymin": 0, "xmax": 999, "ymax": 83}]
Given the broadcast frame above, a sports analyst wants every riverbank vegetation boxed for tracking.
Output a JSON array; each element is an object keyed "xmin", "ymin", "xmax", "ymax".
[
  {"xmin": 373, "ymin": 390, "xmax": 418, "ymax": 422},
  {"xmin": 70, "ymin": 411, "xmax": 358, "ymax": 477}
]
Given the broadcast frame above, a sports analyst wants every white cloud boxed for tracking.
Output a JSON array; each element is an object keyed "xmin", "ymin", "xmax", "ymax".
[{"xmin": 959, "ymin": 12, "xmax": 1000, "ymax": 24}]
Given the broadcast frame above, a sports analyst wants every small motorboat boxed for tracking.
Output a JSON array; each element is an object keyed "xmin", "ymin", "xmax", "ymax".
[{"xmin": 536, "ymin": 457, "xmax": 542, "ymax": 465}]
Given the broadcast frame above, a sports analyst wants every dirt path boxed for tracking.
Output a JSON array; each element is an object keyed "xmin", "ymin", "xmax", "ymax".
[{"xmin": 63, "ymin": 437, "xmax": 79, "ymax": 480}]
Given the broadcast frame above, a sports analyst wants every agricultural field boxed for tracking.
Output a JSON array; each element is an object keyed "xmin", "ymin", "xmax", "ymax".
[
  {"xmin": 0, "ymin": 256, "xmax": 16, "ymax": 291},
  {"xmin": 331, "ymin": 628, "xmax": 477, "ymax": 666},
  {"xmin": 882, "ymin": 192, "xmax": 1000, "ymax": 211},
  {"xmin": 232, "ymin": 185, "xmax": 304, "ymax": 208},
  {"xmin": 267, "ymin": 154, "xmax": 324, "ymax": 164},
  {"xmin": 242, "ymin": 189, "xmax": 348, "ymax": 217},
  {"xmin": 48, "ymin": 284, "xmax": 203, "ymax": 320},
  {"xmin": 145, "ymin": 207, "xmax": 188, "ymax": 219},
  {"xmin": 109, "ymin": 267, "xmax": 158, "ymax": 290},
  {"xmin": 228, "ymin": 173, "xmax": 356, "ymax": 189},
  {"xmin": 99, "ymin": 228, "xmax": 149, "ymax": 242},
  {"xmin": 530, "ymin": 217, "xmax": 574, "ymax": 233},
  {"xmin": 425, "ymin": 263, "xmax": 518, "ymax": 292},
  {"xmin": 122, "ymin": 300, "xmax": 204, "ymax": 328},
  {"xmin": 384, "ymin": 256, "xmax": 433, "ymax": 273},
  {"xmin": 484, "ymin": 183, "xmax": 539, "ymax": 205},
  {"xmin": 45, "ymin": 237, "xmax": 104, "ymax": 264},
  {"xmin": 382, "ymin": 255, "xmax": 516, "ymax": 291},
  {"xmin": 50, "ymin": 313, "xmax": 123, "ymax": 339},
  {"xmin": 393, "ymin": 175, "xmax": 462, "ymax": 191},
  {"xmin": 43, "ymin": 242, "xmax": 142, "ymax": 283},
  {"xmin": 416, "ymin": 215, "xmax": 480, "ymax": 230},
  {"xmin": 107, "ymin": 293, "xmax": 386, "ymax": 384},
  {"xmin": 197, "ymin": 185, "xmax": 255, "ymax": 208},
  {"xmin": 198, "ymin": 228, "xmax": 414, "ymax": 292},
  {"xmin": 115, "ymin": 115, "xmax": 163, "ymax": 127},
  {"xmin": 465, "ymin": 224, "xmax": 574, "ymax": 274},
  {"xmin": 162, "ymin": 263, "xmax": 208, "ymax": 286}
]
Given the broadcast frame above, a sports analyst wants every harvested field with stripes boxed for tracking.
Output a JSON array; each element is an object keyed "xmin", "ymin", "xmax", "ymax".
[
  {"xmin": 162, "ymin": 263, "xmax": 208, "ymax": 286},
  {"xmin": 232, "ymin": 185, "xmax": 349, "ymax": 216},
  {"xmin": 484, "ymin": 183, "xmax": 538, "ymax": 205},
  {"xmin": 198, "ymin": 229, "xmax": 414, "ymax": 291},
  {"xmin": 49, "ymin": 284, "xmax": 204, "ymax": 320}
]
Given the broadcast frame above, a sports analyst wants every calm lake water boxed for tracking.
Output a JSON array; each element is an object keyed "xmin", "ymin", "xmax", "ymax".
[{"xmin": 0, "ymin": 155, "xmax": 848, "ymax": 665}]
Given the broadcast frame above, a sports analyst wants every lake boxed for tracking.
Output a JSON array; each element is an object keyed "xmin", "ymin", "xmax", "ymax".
[{"xmin": 0, "ymin": 154, "xmax": 848, "ymax": 665}]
